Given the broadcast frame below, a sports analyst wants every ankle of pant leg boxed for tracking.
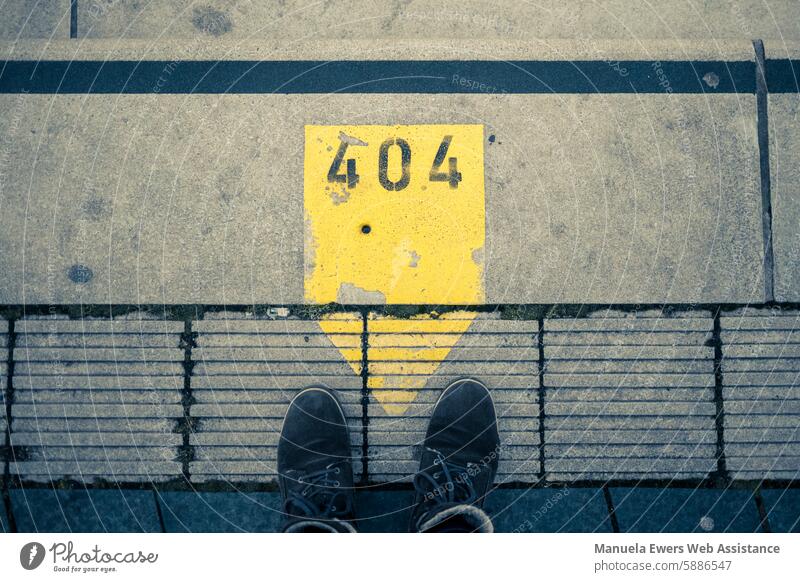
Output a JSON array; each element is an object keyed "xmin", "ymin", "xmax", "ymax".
[
  {"xmin": 281, "ymin": 518, "xmax": 357, "ymax": 533},
  {"xmin": 417, "ymin": 504, "xmax": 494, "ymax": 533}
]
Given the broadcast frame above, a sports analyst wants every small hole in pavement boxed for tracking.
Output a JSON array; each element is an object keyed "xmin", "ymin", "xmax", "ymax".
[{"xmin": 361, "ymin": 224, "xmax": 371, "ymax": 234}]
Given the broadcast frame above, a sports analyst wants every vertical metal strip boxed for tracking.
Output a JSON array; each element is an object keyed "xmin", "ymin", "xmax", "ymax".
[
  {"xmin": 537, "ymin": 318, "xmax": 546, "ymax": 480},
  {"xmin": 712, "ymin": 310, "xmax": 729, "ymax": 485},
  {"xmin": 179, "ymin": 319, "xmax": 196, "ymax": 482},
  {"xmin": 2, "ymin": 318, "xmax": 17, "ymax": 532},
  {"xmin": 359, "ymin": 310, "xmax": 370, "ymax": 484}
]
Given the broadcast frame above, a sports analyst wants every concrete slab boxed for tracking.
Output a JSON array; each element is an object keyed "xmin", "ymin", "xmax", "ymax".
[
  {"xmin": 611, "ymin": 487, "xmax": 762, "ymax": 532},
  {"xmin": 366, "ymin": 313, "xmax": 540, "ymax": 482},
  {"xmin": 0, "ymin": 88, "xmax": 764, "ymax": 304},
  {"xmin": 10, "ymin": 315, "xmax": 184, "ymax": 483},
  {"xmin": 0, "ymin": 0, "xmax": 71, "ymax": 41},
  {"xmin": 486, "ymin": 487, "xmax": 612, "ymax": 532},
  {"xmin": 544, "ymin": 310, "xmax": 717, "ymax": 481},
  {"xmin": 769, "ymin": 94, "xmax": 800, "ymax": 301},
  {"xmin": 10, "ymin": 488, "xmax": 162, "ymax": 532},
  {"xmin": 761, "ymin": 488, "xmax": 800, "ymax": 532},
  {"xmin": 190, "ymin": 312, "xmax": 363, "ymax": 483},
  {"xmin": 72, "ymin": 1, "xmax": 800, "ymax": 41},
  {"xmin": 486, "ymin": 94, "xmax": 762, "ymax": 304},
  {"xmin": 720, "ymin": 309, "xmax": 800, "ymax": 480},
  {"xmin": 0, "ymin": 93, "xmax": 299, "ymax": 305},
  {"xmin": 158, "ymin": 491, "xmax": 282, "ymax": 532}
]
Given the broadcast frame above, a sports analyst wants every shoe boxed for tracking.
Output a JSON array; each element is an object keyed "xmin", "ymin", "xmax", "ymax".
[
  {"xmin": 410, "ymin": 378, "xmax": 499, "ymax": 532},
  {"xmin": 278, "ymin": 386, "xmax": 356, "ymax": 532}
]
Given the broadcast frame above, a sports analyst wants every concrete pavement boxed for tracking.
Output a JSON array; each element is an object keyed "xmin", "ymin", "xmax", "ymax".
[
  {"xmin": 0, "ymin": 43, "xmax": 792, "ymax": 304},
  {"xmin": 2, "ymin": 1, "xmax": 799, "ymax": 532}
]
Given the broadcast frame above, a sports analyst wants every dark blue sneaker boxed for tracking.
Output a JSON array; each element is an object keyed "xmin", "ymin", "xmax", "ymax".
[
  {"xmin": 278, "ymin": 386, "xmax": 356, "ymax": 532},
  {"xmin": 410, "ymin": 379, "xmax": 499, "ymax": 532}
]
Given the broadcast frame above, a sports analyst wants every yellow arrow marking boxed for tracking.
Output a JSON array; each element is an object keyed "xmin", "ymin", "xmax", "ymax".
[
  {"xmin": 319, "ymin": 312, "xmax": 363, "ymax": 376},
  {"xmin": 368, "ymin": 312, "xmax": 477, "ymax": 415},
  {"xmin": 319, "ymin": 312, "xmax": 479, "ymax": 414}
]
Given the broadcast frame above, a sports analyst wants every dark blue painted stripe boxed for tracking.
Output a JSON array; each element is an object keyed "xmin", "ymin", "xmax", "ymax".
[
  {"xmin": 0, "ymin": 60, "xmax": 756, "ymax": 94},
  {"xmin": 766, "ymin": 59, "xmax": 800, "ymax": 92}
]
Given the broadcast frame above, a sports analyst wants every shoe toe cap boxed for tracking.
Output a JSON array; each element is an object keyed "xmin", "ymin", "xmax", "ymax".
[
  {"xmin": 279, "ymin": 388, "xmax": 352, "ymax": 464},
  {"xmin": 426, "ymin": 379, "xmax": 499, "ymax": 450}
]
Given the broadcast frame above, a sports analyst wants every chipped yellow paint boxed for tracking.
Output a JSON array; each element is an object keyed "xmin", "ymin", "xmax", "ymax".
[
  {"xmin": 367, "ymin": 312, "xmax": 477, "ymax": 414},
  {"xmin": 304, "ymin": 124, "xmax": 485, "ymax": 305}
]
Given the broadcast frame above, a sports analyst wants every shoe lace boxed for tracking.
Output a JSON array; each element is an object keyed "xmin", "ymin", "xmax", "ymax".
[
  {"xmin": 284, "ymin": 463, "xmax": 352, "ymax": 520},
  {"xmin": 412, "ymin": 449, "xmax": 478, "ymax": 511}
]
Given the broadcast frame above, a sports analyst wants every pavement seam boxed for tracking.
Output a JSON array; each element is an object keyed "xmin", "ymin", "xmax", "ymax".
[
  {"xmin": 602, "ymin": 484, "xmax": 621, "ymax": 533},
  {"xmin": 2, "ymin": 318, "xmax": 17, "ymax": 532},
  {"xmin": 178, "ymin": 319, "xmax": 197, "ymax": 483},
  {"xmin": 754, "ymin": 486, "xmax": 772, "ymax": 532},
  {"xmin": 3, "ymin": 303, "xmax": 800, "ymax": 319},
  {"xmin": 753, "ymin": 39, "xmax": 775, "ymax": 302},
  {"xmin": 712, "ymin": 310, "xmax": 730, "ymax": 486},
  {"xmin": 152, "ymin": 487, "xmax": 167, "ymax": 533},
  {"xmin": 359, "ymin": 309, "xmax": 370, "ymax": 485},
  {"xmin": 537, "ymin": 317, "xmax": 546, "ymax": 479}
]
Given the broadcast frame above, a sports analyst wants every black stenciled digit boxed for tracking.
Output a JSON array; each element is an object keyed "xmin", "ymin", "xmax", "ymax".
[
  {"xmin": 378, "ymin": 138, "xmax": 411, "ymax": 191},
  {"xmin": 327, "ymin": 141, "xmax": 359, "ymax": 188},
  {"xmin": 429, "ymin": 135, "xmax": 462, "ymax": 188}
]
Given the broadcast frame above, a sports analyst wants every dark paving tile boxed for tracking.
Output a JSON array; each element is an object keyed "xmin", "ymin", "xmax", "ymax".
[
  {"xmin": 487, "ymin": 488, "xmax": 613, "ymax": 532},
  {"xmin": 1, "ymin": 498, "xmax": 8, "ymax": 532},
  {"xmin": 356, "ymin": 490, "xmax": 414, "ymax": 532},
  {"xmin": 761, "ymin": 489, "xmax": 800, "ymax": 533},
  {"xmin": 338, "ymin": 488, "xmax": 612, "ymax": 532},
  {"xmin": 158, "ymin": 491, "xmax": 283, "ymax": 532},
  {"xmin": 157, "ymin": 489, "xmax": 610, "ymax": 533},
  {"xmin": 11, "ymin": 488, "xmax": 161, "ymax": 532},
  {"xmin": 160, "ymin": 490, "xmax": 417, "ymax": 532},
  {"xmin": 611, "ymin": 487, "xmax": 761, "ymax": 533}
]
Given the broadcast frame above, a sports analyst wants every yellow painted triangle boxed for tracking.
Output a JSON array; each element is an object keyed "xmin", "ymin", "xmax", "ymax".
[
  {"xmin": 320, "ymin": 312, "xmax": 478, "ymax": 415},
  {"xmin": 368, "ymin": 312, "xmax": 477, "ymax": 415},
  {"xmin": 319, "ymin": 312, "xmax": 363, "ymax": 375}
]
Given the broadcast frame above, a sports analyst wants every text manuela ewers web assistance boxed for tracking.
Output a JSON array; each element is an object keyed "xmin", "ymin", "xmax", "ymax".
[{"xmin": 595, "ymin": 543, "xmax": 780, "ymax": 555}]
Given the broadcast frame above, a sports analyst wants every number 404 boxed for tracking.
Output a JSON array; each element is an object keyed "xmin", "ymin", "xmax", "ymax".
[{"xmin": 327, "ymin": 135, "xmax": 462, "ymax": 191}]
